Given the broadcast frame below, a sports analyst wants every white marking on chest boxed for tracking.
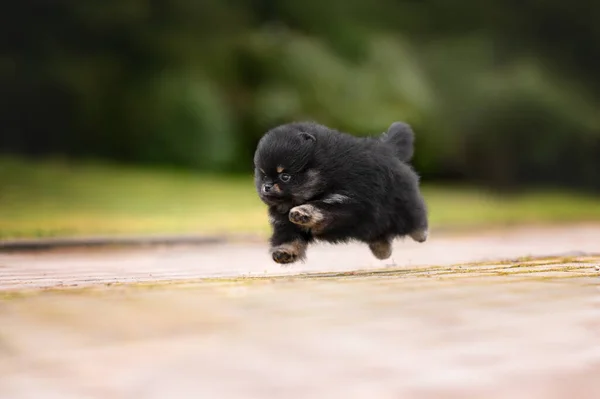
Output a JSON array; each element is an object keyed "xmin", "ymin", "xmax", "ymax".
[
  {"xmin": 322, "ymin": 193, "xmax": 351, "ymax": 204},
  {"xmin": 269, "ymin": 215, "xmax": 285, "ymax": 225}
]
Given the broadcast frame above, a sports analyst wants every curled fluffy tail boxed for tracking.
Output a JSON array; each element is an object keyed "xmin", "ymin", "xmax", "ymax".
[{"xmin": 380, "ymin": 121, "xmax": 415, "ymax": 162}]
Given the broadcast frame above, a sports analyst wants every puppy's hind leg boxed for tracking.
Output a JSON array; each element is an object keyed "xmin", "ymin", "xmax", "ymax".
[
  {"xmin": 409, "ymin": 227, "xmax": 428, "ymax": 243},
  {"xmin": 407, "ymin": 194, "xmax": 429, "ymax": 243},
  {"xmin": 368, "ymin": 238, "xmax": 393, "ymax": 260}
]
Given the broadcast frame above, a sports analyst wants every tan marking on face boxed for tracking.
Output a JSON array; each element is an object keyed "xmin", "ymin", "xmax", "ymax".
[
  {"xmin": 272, "ymin": 184, "xmax": 282, "ymax": 193},
  {"xmin": 277, "ymin": 166, "xmax": 284, "ymax": 173}
]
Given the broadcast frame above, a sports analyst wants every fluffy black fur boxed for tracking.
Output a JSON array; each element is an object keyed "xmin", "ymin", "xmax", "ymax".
[{"xmin": 253, "ymin": 121, "xmax": 428, "ymax": 264}]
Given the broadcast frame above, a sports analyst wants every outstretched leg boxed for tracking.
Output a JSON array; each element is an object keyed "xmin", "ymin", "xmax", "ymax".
[{"xmin": 269, "ymin": 208, "xmax": 311, "ymax": 264}]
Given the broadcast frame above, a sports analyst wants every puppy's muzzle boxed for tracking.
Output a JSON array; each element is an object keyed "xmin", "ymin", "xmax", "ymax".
[
  {"xmin": 262, "ymin": 183, "xmax": 274, "ymax": 194},
  {"xmin": 262, "ymin": 183, "xmax": 282, "ymax": 195}
]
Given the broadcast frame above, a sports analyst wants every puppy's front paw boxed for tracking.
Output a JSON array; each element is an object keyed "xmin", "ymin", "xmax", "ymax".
[
  {"xmin": 272, "ymin": 248, "xmax": 298, "ymax": 264},
  {"xmin": 270, "ymin": 241, "xmax": 307, "ymax": 265},
  {"xmin": 289, "ymin": 205, "xmax": 324, "ymax": 228}
]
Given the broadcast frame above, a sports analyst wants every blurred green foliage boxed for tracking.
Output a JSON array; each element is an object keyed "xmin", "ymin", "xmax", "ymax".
[
  {"xmin": 3, "ymin": 156, "xmax": 600, "ymax": 239},
  {"xmin": 3, "ymin": 1, "xmax": 600, "ymax": 190}
]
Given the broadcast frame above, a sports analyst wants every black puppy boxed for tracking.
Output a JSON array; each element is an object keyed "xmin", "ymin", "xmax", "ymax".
[{"xmin": 253, "ymin": 121, "xmax": 428, "ymax": 264}]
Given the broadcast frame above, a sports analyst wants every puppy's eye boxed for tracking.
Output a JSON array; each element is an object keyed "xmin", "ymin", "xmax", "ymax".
[{"xmin": 279, "ymin": 173, "xmax": 291, "ymax": 182}]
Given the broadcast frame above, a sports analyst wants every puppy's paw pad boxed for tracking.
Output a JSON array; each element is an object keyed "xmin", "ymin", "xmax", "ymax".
[
  {"xmin": 272, "ymin": 249, "xmax": 297, "ymax": 264},
  {"xmin": 410, "ymin": 228, "xmax": 428, "ymax": 243},
  {"xmin": 270, "ymin": 242, "xmax": 306, "ymax": 265},
  {"xmin": 289, "ymin": 205, "xmax": 319, "ymax": 226}
]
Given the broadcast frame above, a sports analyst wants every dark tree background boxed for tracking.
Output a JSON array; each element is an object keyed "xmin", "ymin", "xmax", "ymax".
[{"xmin": 3, "ymin": 0, "xmax": 600, "ymax": 190}]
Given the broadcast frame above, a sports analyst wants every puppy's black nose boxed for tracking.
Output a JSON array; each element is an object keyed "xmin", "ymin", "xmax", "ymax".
[{"xmin": 262, "ymin": 183, "xmax": 273, "ymax": 193}]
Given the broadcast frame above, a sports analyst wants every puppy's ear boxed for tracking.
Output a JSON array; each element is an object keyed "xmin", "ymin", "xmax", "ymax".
[{"xmin": 299, "ymin": 132, "xmax": 316, "ymax": 143}]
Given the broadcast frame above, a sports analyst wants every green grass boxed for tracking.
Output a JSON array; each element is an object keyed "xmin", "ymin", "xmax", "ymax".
[{"xmin": 1, "ymin": 156, "xmax": 600, "ymax": 239}]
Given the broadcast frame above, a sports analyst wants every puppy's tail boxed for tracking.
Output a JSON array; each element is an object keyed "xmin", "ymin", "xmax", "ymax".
[{"xmin": 380, "ymin": 121, "xmax": 415, "ymax": 162}]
